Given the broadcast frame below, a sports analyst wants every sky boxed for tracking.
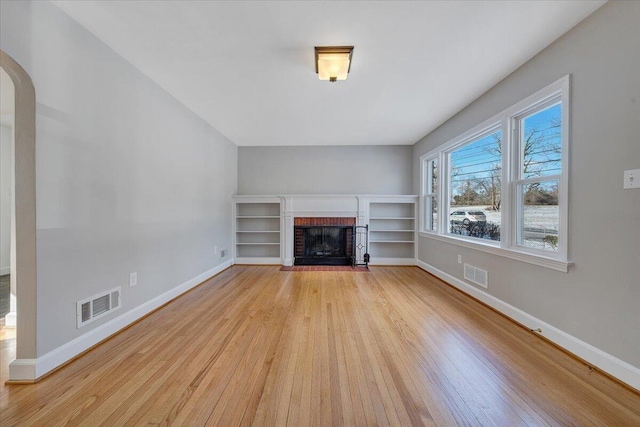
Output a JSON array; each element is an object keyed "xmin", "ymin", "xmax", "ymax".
[{"xmin": 450, "ymin": 102, "xmax": 562, "ymax": 195}]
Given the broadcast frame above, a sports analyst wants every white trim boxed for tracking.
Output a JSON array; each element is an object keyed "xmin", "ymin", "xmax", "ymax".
[
  {"xmin": 4, "ymin": 310, "xmax": 17, "ymax": 327},
  {"xmin": 509, "ymin": 77, "xmax": 569, "ymax": 261},
  {"xmin": 418, "ymin": 75, "xmax": 571, "ymax": 269},
  {"xmin": 419, "ymin": 156, "xmax": 438, "ymax": 233},
  {"xmin": 286, "ymin": 210, "xmax": 358, "ymax": 218},
  {"xmin": 0, "ymin": 267, "xmax": 9, "ymax": 275},
  {"xmin": 234, "ymin": 257, "xmax": 282, "ymax": 265},
  {"xmin": 363, "ymin": 195, "xmax": 419, "ymax": 203},
  {"xmin": 507, "ymin": 75, "xmax": 570, "ymax": 120},
  {"xmin": 232, "ymin": 195, "xmax": 282, "ymax": 203},
  {"xmin": 275, "ymin": 194, "xmax": 418, "ymax": 199},
  {"xmin": 8, "ymin": 359, "xmax": 36, "ymax": 381},
  {"xmin": 416, "ymin": 260, "xmax": 640, "ymax": 392},
  {"xmin": 419, "ymin": 232, "xmax": 572, "ymax": 272},
  {"xmin": 234, "ymin": 194, "xmax": 419, "ymax": 266},
  {"xmin": 369, "ymin": 257, "xmax": 416, "ymax": 266},
  {"xmin": 8, "ymin": 260, "xmax": 233, "ymax": 381}
]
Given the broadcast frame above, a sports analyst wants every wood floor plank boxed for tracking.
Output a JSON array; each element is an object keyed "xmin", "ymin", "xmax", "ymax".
[
  {"xmin": 368, "ymin": 269, "xmax": 540, "ymax": 426},
  {"xmin": 1, "ymin": 266, "xmax": 639, "ymax": 426}
]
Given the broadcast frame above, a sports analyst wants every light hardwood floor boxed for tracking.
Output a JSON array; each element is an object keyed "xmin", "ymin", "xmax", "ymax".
[{"xmin": 1, "ymin": 266, "xmax": 639, "ymax": 426}]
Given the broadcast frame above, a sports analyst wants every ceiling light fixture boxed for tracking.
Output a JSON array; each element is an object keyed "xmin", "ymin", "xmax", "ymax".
[{"xmin": 315, "ymin": 46, "xmax": 354, "ymax": 82}]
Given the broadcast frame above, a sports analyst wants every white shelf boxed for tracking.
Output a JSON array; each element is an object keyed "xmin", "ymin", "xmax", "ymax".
[
  {"xmin": 368, "ymin": 201, "xmax": 417, "ymax": 260},
  {"xmin": 234, "ymin": 200, "xmax": 282, "ymax": 261},
  {"xmin": 236, "ymin": 243, "xmax": 280, "ymax": 258}
]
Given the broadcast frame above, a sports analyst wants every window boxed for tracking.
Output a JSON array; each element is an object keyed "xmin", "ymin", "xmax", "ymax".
[
  {"xmin": 513, "ymin": 101, "xmax": 563, "ymax": 253},
  {"xmin": 447, "ymin": 128, "xmax": 502, "ymax": 242},
  {"xmin": 419, "ymin": 76, "xmax": 569, "ymax": 271},
  {"xmin": 422, "ymin": 157, "xmax": 438, "ymax": 232}
]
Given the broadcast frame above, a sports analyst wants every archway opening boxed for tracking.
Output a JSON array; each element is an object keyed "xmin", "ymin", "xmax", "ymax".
[
  {"xmin": 0, "ymin": 50, "xmax": 37, "ymax": 382},
  {"xmin": 0, "ymin": 65, "xmax": 17, "ymax": 385}
]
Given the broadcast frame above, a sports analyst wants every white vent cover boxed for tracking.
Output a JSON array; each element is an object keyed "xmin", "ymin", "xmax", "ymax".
[
  {"xmin": 77, "ymin": 287, "xmax": 121, "ymax": 328},
  {"xmin": 464, "ymin": 264, "xmax": 488, "ymax": 288}
]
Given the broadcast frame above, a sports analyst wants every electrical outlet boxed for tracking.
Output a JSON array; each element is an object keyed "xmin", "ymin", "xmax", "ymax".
[
  {"xmin": 214, "ymin": 246, "xmax": 219, "ymax": 255},
  {"xmin": 458, "ymin": 255, "xmax": 462, "ymax": 264},
  {"xmin": 624, "ymin": 169, "xmax": 640, "ymax": 189},
  {"xmin": 129, "ymin": 272, "xmax": 137, "ymax": 287}
]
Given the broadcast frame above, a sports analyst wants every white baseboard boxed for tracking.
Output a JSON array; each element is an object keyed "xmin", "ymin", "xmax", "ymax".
[
  {"xmin": 9, "ymin": 260, "xmax": 233, "ymax": 381},
  {"xmin": 4, "ymin": 311, "xmax": 16, "ymax": 327},
  {"xmin": 416, "ymin": 260, "xmax": 640, "ymax": 392},
  {"xmin": 8, "ymin": 359, "xmax": 36, "ymax": 381},
  {"xmin": 234, "ymin": 257, "xmax": 282, "ymax": 265},
  {"xmin": 0, "ymin": 266, "xmax": 10, "ymax": 276}
]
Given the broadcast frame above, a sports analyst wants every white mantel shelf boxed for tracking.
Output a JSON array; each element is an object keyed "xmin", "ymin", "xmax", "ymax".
[{"xmin": 232, "ymin": 195, "xmax": 418, "ymax": 266}]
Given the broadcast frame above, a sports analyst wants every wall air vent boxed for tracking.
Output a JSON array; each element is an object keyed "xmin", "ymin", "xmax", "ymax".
[
  {"xmin": 463, "ymin": 264, "xmax": 488, "ymax": 288},
  {"xmin": 77, "ymin": 287, "xmax": 121, "ymax": 328}
]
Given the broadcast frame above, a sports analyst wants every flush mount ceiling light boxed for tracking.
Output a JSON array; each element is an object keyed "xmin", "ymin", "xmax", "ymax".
[{"xmin": 314, "ymin": 46, "xmax": 354, "ymax": 82}]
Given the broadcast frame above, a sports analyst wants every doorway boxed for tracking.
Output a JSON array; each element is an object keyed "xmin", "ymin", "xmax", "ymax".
[
  {"xmin": 0, "ymin": 50, "xmax": 37, "ymax": 382},
  {"xmin": 1, "ymin": 66, "xmax": 16, "ymax": 329}
]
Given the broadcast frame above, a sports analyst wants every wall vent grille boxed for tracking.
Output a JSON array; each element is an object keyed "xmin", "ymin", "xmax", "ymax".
[
  {"xmin": 77, "ymin": 287, "xmax": 121, "ymax": 328},
  {"xmin": 463, "ymin": 264, "xmax": 488, "ymax": 288}
]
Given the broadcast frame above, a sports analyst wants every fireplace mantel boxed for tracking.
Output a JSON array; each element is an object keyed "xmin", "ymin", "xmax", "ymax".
[{"xmin": 280, "ymin": 195, "xmax": 365, "ymax": 266}]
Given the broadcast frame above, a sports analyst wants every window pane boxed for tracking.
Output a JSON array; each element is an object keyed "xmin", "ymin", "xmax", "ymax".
[
  {"xmin": 423, "ymin": 195, "xmax": 438, "ymax": 232},
  {"xmin": 521, "ymin": 103, "xmax": 562, "ymax": 179},
  {"xmin": 449, "ymin": 130, "xmax": 502, "ymax": 241},
  {"xmin": 518, "ymin": 180, "xmax": 559, "ymax": 251},
  {"xmin": 423, "ymin": 197, "xmax": 429, "ymax": 230},
  {"xmin": 431, "ymin": 196, "xmax": 438, "ymax": 231},
  {"xmin": 430, "ymin": 159, "xmax": 438, "ymax": 194},
  {"xmin": 423, "ymin": 158, "xmax": 439, "ymax": 232}
]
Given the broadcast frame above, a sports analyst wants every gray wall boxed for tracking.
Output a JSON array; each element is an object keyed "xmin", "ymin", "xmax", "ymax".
[
  {"xmin": 238, "ymin": 145, "xmax": 413, "ymax": 195},
  {"xmin": 0, "ymin": 125, "xmax": 11, "ymax": 273},
  {"xmin": 413, "ymin": 1, "xmax": 640, "ymax": 368},
  {"xmin": 1, "ymin": 1, "xmax": 237, "ymax": 355}
]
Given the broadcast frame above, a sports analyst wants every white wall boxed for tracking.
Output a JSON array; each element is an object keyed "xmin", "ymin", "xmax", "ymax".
[
  {"xmin": 413, "ymin": 1, "xmax": 640, "ymax": 370},
  {"xmin": 238, "ymin": 145, "xmax": 413, "ymax": 195},
  {"xmin": 1, "ymin": 1, "xmax": 237, "ymax": 355},
  {"xmin": 0, "ymin": 125, "xmax": 11, "ymax": 275}
]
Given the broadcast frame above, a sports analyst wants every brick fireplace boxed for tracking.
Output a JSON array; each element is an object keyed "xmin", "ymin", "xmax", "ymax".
[{"xmin": 294, "ymin": 217, "xmax": 355, "ymax": 265}]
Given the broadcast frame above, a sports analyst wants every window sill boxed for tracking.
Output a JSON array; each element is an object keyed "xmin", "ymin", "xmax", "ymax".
[{"xmin": 418, "ymin": 231, "xmax": 573, "ymax": 272}]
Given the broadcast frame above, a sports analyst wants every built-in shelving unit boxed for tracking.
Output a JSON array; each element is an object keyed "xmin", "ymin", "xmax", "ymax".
[
  {"xmin": 233, "ymin": 197, "xmax": 282, "ymax": 264},
  {"xmin": 368, "ymin": 197, "xmax": 417, "ymax": 264},
  {"xmin": 232, "ymin": 195, "xmax": 418, "ymax": 266}
]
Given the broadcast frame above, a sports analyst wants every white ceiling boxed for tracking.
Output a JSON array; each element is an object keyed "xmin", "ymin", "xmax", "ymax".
[{"xmin": 51, "ymin": 0, "xmax": 605, "ymax": 147}]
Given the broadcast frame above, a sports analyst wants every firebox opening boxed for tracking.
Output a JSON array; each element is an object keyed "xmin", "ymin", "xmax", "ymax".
[{"xmin": 294, "ymin": 217, "xmax": 356, "ymax": 266}]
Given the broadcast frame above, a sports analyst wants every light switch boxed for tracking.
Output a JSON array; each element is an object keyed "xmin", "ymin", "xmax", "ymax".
[{"xmin": 624, "ymin": 169, "xmax": 640, "ymax": 189}]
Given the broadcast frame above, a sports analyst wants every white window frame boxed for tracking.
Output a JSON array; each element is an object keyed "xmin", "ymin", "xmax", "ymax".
[
  {"xmin": 444, "ymin": 123, "xmax": 503, "ymax": 244},
  {"xmin": 419, "ymin": 75, "xmax": 571, "ymax": 272},
  {"xmin": 420, "ymin": 156, "xmax": 438, "ymax": 233}
]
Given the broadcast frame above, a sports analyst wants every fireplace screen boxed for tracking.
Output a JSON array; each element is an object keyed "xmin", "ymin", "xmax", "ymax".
[{"xmin": 294, "ymin": 226, "xmax": 353, "ymax": 265}]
